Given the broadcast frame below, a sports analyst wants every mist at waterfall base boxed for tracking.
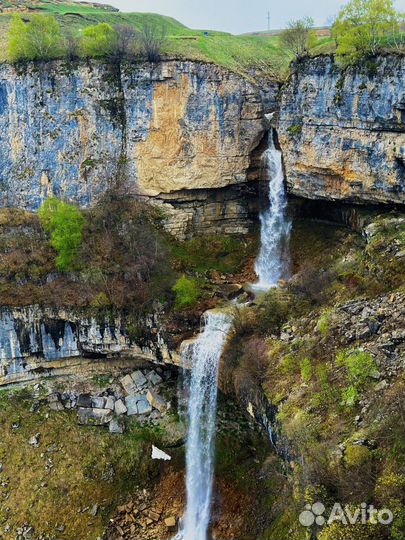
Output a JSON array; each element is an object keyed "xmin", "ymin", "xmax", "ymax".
[
  {"xmin": 177, "ymin": 312, "xmax": 232, "ymax": 540},
  {"xmin": 254, "ymin": 131, "xmax": 292, "ymax": 290}
]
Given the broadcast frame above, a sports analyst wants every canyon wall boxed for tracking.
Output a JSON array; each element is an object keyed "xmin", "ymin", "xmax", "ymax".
[
  {"xmin": 0, "ymin": 60, "xmax": 271, "ymax": 238},
  {"xmin": 278, "ymin": 54, "xmax": 405, "ymax": 205},
  {"xmin": 0, "ymin": 306, "xmax": 177, "ymax": 385}
]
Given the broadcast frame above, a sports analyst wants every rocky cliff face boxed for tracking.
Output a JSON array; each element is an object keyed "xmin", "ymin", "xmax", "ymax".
[
  {"xmin": 0, "ymin": 306, "xmax": 178, "ymax": 385},
  {"xmin": 278, "ymin": 54, "xmax": 405, "ymax": 205},
  {"xmin": 0, "ymin": 60, "xmax": 270, "ymax": 238}
]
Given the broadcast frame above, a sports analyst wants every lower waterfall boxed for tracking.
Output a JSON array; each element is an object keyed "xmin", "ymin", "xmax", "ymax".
[
  {"xmin": 179, "ymin": 311, "xmax": 233, "ymax": 540},
  {"xmin": 254, "ymin": 129, "xmax": 291, "ymax": 289}
]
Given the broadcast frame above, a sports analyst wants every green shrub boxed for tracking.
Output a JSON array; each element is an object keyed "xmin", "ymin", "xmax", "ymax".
[
  {"xmin": 279, "ymin": 353, "xmax": 298, "ymax": 376},
  {"xmin": 317, "ymin": 308, "xmax": 333, "ymax": 334},
  {"xmin": 345, "ymin": 444, "xmax": 372, "ymax": 467},
  {"xmin": 336, "ymin": 349, "xmax": 379, "ymax": 387},
  {"xmin": 287, "ymin": 124, "xmax": 303, "ymax": 135},
  {"xmin": 172, "ymin": 275, "xmax": 201, "ymax": 309},
  {"xmin": 319, "ymin": 513, "xmax": 383, "ymax": 539},
  {"xmin": 8, "ymin": 14, "xmax": 63, "ymax": 61},
  {"xmin": 375, "ymin": 471, "xmax": 405, "ymax": 501},
  {"xmin": 81, "ymin": 22, "xmax": 117, "ymax": 58},
  {"xmin": 300, "ymin": 357, "xmax": 312, "ymax": 383},
  {"xmin": 257, "ymin": 288, "xmax": 290, "ymax": 333},
  {"xmin": 39, "ymin": 197, "xmax": 85, "ymax": 271},
  {"xmin": 90, "ymin": 291, "xmax": 111, "ymax": 309},
  {"xmin": 341, "ymin": 385, "xmax": 360, "ymax": 406}
]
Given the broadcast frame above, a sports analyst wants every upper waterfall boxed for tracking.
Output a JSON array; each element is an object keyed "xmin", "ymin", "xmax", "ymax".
[{"xmin": 254, "ymin": 130, "xmax": 291, "ymax": 289}]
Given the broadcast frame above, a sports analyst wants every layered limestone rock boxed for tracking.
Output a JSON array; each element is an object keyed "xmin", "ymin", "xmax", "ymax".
[
  {"xmin": 278, "ymin": 54, "xmax": 405, "ymax": 205},
  {"xmin": 0, "ymin": 306, "xmax": 178, "ymax": 384},
  {"xmin": 0, "ymin": 60, "xmax": 268, "ymax": 236}
]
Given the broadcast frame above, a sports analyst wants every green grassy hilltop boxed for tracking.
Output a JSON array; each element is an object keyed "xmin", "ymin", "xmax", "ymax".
[{"xmin": 0, "ymin": 0, "xmax": 292, "ymax": 74}]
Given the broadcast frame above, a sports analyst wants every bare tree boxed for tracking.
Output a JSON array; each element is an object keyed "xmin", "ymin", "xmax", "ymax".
[
  {"xmin": 279, "ymin": 17, "xmax": 317, "ymax": 59},
  {"xmin": 111, "ymin": 24, "xmax": 138, "ymax": 60},
  {"xmin": 63, "ymin": 29, "xmax": 80, "ymax": 60},
  {"xmin": 138, "ymin": 21, "xmax": 167, "ymax": 62}
]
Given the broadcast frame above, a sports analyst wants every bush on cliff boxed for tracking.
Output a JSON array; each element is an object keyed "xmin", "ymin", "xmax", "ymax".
[
  {"xmin": 332, "ymin": 0, "xmax": 403, "ymax": 64},
  {"xmin": 172, "ymin": 275, "xmax": 201, "ymax": 309},
  {"xmin": 80, "ymin": 22, "xmax": 118, "ymax": 58},
  {"xmin": 39, "ymin": 198, "xmax": 85, "ymax": 271},
  {"xmin": 8, "ymin": 14, "xmax": 64, "ymax": 62}
]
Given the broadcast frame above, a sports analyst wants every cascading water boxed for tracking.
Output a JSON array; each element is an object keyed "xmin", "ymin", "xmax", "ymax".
[
  {"xmin": 254, "ymin": 130, "xmax": 291, "ymax": 289},
  {"xmin": 179, "ymin": 311, "xmax": 232, "ymax": 540}
]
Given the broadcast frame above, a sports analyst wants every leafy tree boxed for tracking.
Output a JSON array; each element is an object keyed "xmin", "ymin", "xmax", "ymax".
[
  {"xmin": 80, "ymin": 22, "xmax": 117, "ymax": 58},
  {"xmin": 172, "ymin": 275, "xmax": 201, "ymax": 309},
  {"xmin": 279, "ymin": 17, "xmax": 317, "ymax": 59},
  {"xmin": 39, "ymin": 198, "xmax": 85, "ymax": 271},
  {"xmin": 332, "ymin": 0, "xmax": 402, "ymax": 64},
  {"xmin": 139, "ymin": 21, "xmax": 167, "ymax": 62},
  {"xmin": 8, "ymin": 14, "xmax": 63, "ymax": 62}
]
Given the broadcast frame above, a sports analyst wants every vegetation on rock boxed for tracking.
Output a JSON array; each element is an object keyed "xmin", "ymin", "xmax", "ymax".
[
  {"xmin": 8, "ymin": 13, "xmax": 63, "ymax": 61},
  {"xmin": 38, "ymin": 197, "xmax": 85, "ymax": 271},
  {"xmin": 222, "ymin": 215, "xmax": 405, "ymax": 540},
  {"xmin": 332, "ymin": 0, "xmax": 404, "ymax": 64}
]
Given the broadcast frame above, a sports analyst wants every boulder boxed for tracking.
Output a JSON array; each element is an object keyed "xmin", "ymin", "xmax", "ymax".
[
  {"xmin": 146, "ymin": 370, "xmax": 163, "ymax": 386},
  {"xmin": 48, "ymin": 393, "xmax": 64, "ymax": 411},
  {"xmin": 77, "ymin": 393, "xmax": 92, "ymax": 408},
  {"xmin": 131, "ymin": 370, "xmax": 148, "ymax": 388},
  {"xmin": 375, "ymin": 379, "xmax": 388, "ymax": 392},
  {"xmin": 28, "ymin": 433, "xmax": 41, "ymax": 447},
  {"xmin": 137, "ymin": 395, "xmax": 153, "ymax": 415},
  {"xmin": 77, "ymin": 408, "xmax": 113, "ymax": 426},
  {"xmin": 164, "ymin": 516, "xmax": 177, "ymax": 531},
  {"xmin": 92, "ymin": 396, "xmax": 106, "ymax": 409},
  {"xmin": 114, "ymin": 399, "xmax": 127, "ymax": 416},
  {"xmin": 120, "ymin": 371, "xmax": 148, "ymax": 395},
  {"xmin": 109, "ymin": 418, "xmax": 125, "ymax": 434},
  {"xmin": 120, "ymin": 374, "xmax": 136, "ymax": 395},
  {"xmin": 146, "ymin": 390, "xmax": 168, "ymax": 413},
  {"xmin": 125, "ymin": 395, "xmax": 140, "ymax": 416},
  {"xmin": 104, "ymin": 396, "xmax": 115, "ymax": 410}
]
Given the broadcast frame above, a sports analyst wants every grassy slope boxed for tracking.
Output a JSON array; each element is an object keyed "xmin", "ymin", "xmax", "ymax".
[
  {"xmin": 0, "ymin": 0, "xmax": 294, "ymax": 75},
  {"xmin": 0, "ymin": 387, "xmax": 172, "ymax": 539}
]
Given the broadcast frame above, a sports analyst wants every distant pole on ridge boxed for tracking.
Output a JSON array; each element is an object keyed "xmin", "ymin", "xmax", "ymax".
[{"xmin": 267, "ymin": 11, "xmax": 271, "ymax": 32}]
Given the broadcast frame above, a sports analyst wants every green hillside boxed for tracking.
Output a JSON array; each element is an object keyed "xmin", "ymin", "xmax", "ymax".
[
  {"xmin": 0, "ymin": 0, "xmax": 288, "ymax": 74},
  {"xmin": 0, "ymin": 0, "xmax": 305, "ymax": 76}
]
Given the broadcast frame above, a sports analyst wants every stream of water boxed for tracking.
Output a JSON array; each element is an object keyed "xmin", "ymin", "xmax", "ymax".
[
  {"xmin": 179, "ymin": 130, "xmax": 291, "ymax": 539},
  {"xmin": 254, "ymin": 130, "xmax": 291, "ymax": 289},
  {"xmin": 179, "ymin": 311, "xmax": 233, "ymax": 540}
]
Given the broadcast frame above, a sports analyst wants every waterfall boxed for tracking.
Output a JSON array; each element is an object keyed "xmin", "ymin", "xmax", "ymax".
[
  {"xmin": 254, "ymin": 130, "xmax": 291, "ymax": 289},
  {"xmin": 180, "ymin": 311, "xmax": 232, "ymax": 540}
]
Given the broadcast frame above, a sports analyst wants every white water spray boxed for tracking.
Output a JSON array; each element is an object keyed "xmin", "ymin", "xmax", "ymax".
[
  {"xmin": 255, "ymin": 130, "xmax": 291, "ymax": 289},
  {"xmin": 180, "ymin": 311, "xmax": 232, "ymax": 540}
]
